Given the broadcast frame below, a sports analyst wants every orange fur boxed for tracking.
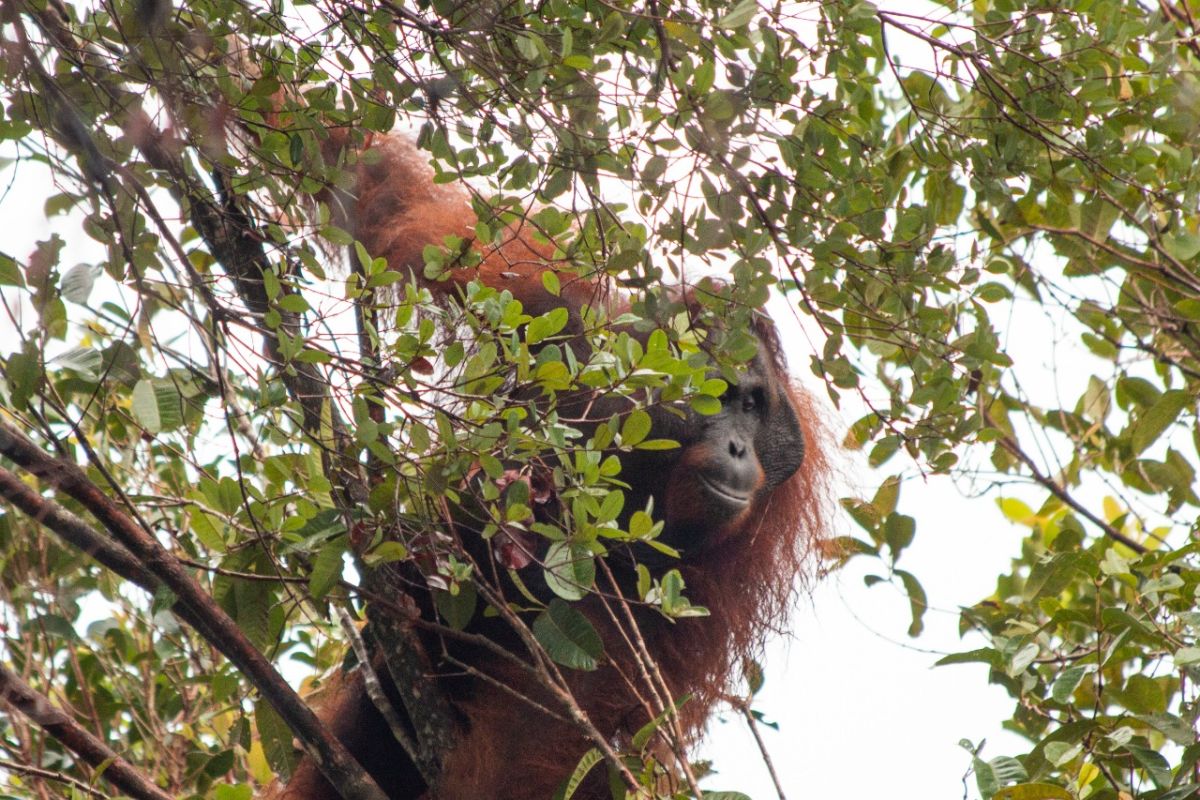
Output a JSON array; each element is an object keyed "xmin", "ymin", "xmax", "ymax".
[
  {"xmin": 429, "ymin": 385, "xmax": 830, "ymax": 800},
  {"xmin": 270, "ymin": 132, "xmax": 833, "ymax": 800},
  {"xmin": 322, "ymin": 132, "xmax": 609, "ymax": 320}
]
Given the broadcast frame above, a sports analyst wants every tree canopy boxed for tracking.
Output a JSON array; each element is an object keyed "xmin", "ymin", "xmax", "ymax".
[{"xmin": 0, "ymin": 0, "xmax": 1199, "ymax": 798}]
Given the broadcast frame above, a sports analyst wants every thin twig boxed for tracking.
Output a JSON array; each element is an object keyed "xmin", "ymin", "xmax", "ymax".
[
  {"xmin": 0, "ymin": 663, "xmax": 172, "ymax": 800},
  {"xmin": 730, "ymin": 697, "xmax": 788, "ymax": 800},
  {"xmin": 0, "ymin": 420, "xmax": 388, "ymax": 800},
  {"xmin": 984, "ymin": 413, "xmax": 1147, "ymax": 553},
  {"xmin": 0, "ymin": 759, "xmax": 108, "ymax": 799},
  {"xmin": 334, "ymin": 606, "xmax": 422, "ymax": 764}
]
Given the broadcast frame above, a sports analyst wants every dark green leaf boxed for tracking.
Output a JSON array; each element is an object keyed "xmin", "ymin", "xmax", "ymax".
[
  {"xmin": 533, "ymin": 599, "xmax": 603, "ymax": 671},
  {"xmin": 1131, "ymin": 390, "xmax": 1191, "ymax": 455},
  {"xmin": 435, "ymin": 582, "xmax": 478, "ymax": 631}
]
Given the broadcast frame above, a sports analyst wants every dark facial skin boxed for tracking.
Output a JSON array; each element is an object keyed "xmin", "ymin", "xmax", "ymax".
[{"xmin": 617, "ymin": 348, "xmax": 806, "ymax": 555}]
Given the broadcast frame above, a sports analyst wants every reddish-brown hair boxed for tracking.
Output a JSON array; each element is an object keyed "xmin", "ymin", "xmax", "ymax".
[{"xmin": 270, "ymin": 133, "xmax": 833, "ymax": 800}]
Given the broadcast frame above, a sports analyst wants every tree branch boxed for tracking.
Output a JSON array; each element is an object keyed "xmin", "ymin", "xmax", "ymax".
[
  {"xmin": 0, "ymin": 662, "xmax": 173, "ymax": 800},
  {"xmin": 984, "ymin": 413, "xmax": 1148, "ymax": 553},
  {"xmin": 0, "ymin": 464, "xmax": 239, "ymax": 646},
  {"xmin": 129, "ymin": 81, "xmax": 460, "ymax": 786},
  {"xmin": 0, "ymin": 421, "xmax": 388, "ymax": 800},
  {"xmin": 334, "ymin": 606, "xmax": 424, "ymax": 770},
  {"xmin": 0, "ymin": 758, "xmax": 108, "ymax": 799},
  {"xmin": 362, "ymin": 577, "xmax": 459, "ymax": 782}
]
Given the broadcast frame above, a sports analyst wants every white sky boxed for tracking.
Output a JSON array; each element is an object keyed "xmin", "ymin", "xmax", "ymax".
[{"xmin": 700, "ymin": 420, "xmax": 1032, "ymax": 798}]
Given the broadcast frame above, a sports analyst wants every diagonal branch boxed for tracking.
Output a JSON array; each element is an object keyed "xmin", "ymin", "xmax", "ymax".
[
  {"xmin": 22, "ymin": 12, "xmax": 456, "ymax": 787},
  {"xmin": 983, "ymin": 412, "xmax": 1148, "ymax": 553},
  {"xmin": 0, "ymin": 464, "xmax": 235, "ymax": 645},
  {"xmin": 0, "ymin": 663, "xmax": 173, "ymax": 800},
  {"xmin": 0, "ymin": 420, "xmax": 388, "ymax": 800}
]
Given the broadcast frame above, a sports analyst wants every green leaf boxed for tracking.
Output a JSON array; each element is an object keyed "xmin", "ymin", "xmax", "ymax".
[
  {"xmin": 1102, "ymin": 608, "xmax": 1156, "ymax": 642},
  {"xmin": 1174, "ymin": 646, "xmax": 1200, "ymax": 667},
  {"xmin": 1008, "ymin": 643, "xmax": 1040, "ymax": 676},
  {"xmin": 596, "ymin": 11, "xmax": 625, "ymax": 43},
  {"xmin": 716, "ymin": 0, "xmax": 757, "ymax": 29},
  {"xmin": 1130, "ymin": 390, "xmax": 1190, "ymax": 455},
  {"xmin": 744, "ymin": 659, "xmax": 765, "ymax": 696},
  {"xmin": 868, "ymin": 436, "xmax": 900, "ymax": 467},
  {"xmin": 535, "ymin": 360, "xmax": 572, "ymax": 392},
  {"xmin": 1151, "ymin": 785, "xmax": 1200, "ymax": 800},
  {"xmin": 533, "ymin": 599, "xmax": 603, "ymax": 671},
  {"xmin": 50, "ymin": 346, "xmax": 102, "ymax": 379},
  {"xmin": 561, "ymin": 748, "xmax": 603, "ymax": 799},
  {"xmin": 1174, "ymin": 298, "xmax": 1200, "ymax": 321},
  {"xmin": 1078, "ymin": 376, "xmax": 1111, "ymax": 423},
  {"xmin": 895, "ymin": 569, "xmax": 925, "ymax": 636},
  {"xmin": 1043, "ymin": 742, "xmax": 1082, "ymax": 767},
  {"xmin": 6, "ymin": 349, "xmax": 42, "ymax": 408},
  {"xmin": 277, "ymin": 293, "xmax": 310, "ymax": 314},
  {"xmin": 0, "ymin": 253, "xmax": 24, "ymax": 287},
  {"xmin": 827, "ymin": 537, "xmax": 878, "ymax": 562},
  {"xmin": 1024, "ymin": 553, "xmax": 1086, "ymax": 601},
  {"xmin": 131, "ymin": 379, "xmax": 185, "ymax": 434},
  {"xmin": 631, "ymin": 695, "xmax": 689, "ymax": 750},
  {"xmin": 131, "ymin": 379, "xmax": 162, "ymax": 434},
  {"xmin": 1135, "ymin": 712, "xmax": 1195, "ymax": 746},
  {"xmin": 690, "ymin": 394, "xmax": 722, "ymax": 415},
  {"xmin": 1125, "ymin": 744, "xmax": 1171, "ymax": 788},
  {"xmin": 1164, "ymin": 232, "xmax": 1200, "ymax": 261},
  {"xmin": 642, "ymin": 156, "xmax": 667, "ymax": 183},
  {"xmin": 629, "ymin": 511, "xmax": 655, "ymax": 539},
  {"xmin": 872, "ymin": 475, "xmax": 900, "ymax": 515},
  {"xmin": 435, "ymin": 582, "xmax": 478, "ymax": 631},
  {"xmin": 989, "ymin": 755, "xmax": 1028, "ymax": 785},
  {"xmin": 621, "ymin": 409, "xmax": 651, "ymax": 446},
  {"xmin": 883, "ymin": 513, "xmax": 915, "ymax": 556},
  {"xmin": 595, "ymin": 491, "xmax": 624, "ymax": 525},
  {"xmin": 998, "ymin": 496, "xmax": 1036, "ymax": 527},
  {"xmin": 154, "ymin": 381, "xmax": 185, "ymax": 431},
  {"xmin": 60, "ymin": 263, "xmax": 97, "ymax": 304},
  {"xmin": 214, "ymin": 784, "xmax": 252, "ymax": 800},
  {"xmin": 527, "ymin": 307, "xmax": 569, "ymax": 344},
  {"xmin": 234, "ymin": 580, "xmax": 271, "ymax": 649},
  {"xmin": 1050, "ymin": 665, "xmax": 1092, "ymax": 704},
  {"xmin": 363, "ymin": 541, "xmax": 409, "ymax": 566},
  {"xmin": 1115, "ymin": 674, "xmax": 1165, "ymax": 714},
  {"xmin": 974, "ymin": 756, "xmax": 998, "ymax": 800},
  {"xmin": 841, "ymin": 498, "xmax": 880, "ymax": 535},
  {"xmin": 543, "ymin": 542, "xmax": 596, "ymax": 601},
  {"xmin": 651, "ymin": 568, "xmax": 707, "ymax": 618},
  {"xmin": 633, "ymin": 439, "xmax": 679, "ymax": 450},
  {"xmin": 255, "ymin": 697, "xmax": 295, "ymax": 776},
  {"xmin": 187, "ymin": 506, "xmax": 225, "ymax": 551},
  {"xmin": 204, "ymin": 751, "xmax": 237, "ymax": 778},
  {"xmin": 308, "ymin": 538, "xmax": 347, "ymax": 600}
]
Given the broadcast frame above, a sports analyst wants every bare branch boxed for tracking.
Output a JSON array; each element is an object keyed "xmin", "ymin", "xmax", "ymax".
[
  {"xmin": 0, "ymin": 420, "xmax": 388, "ymax": 800},
  {"xmin": 0, "ymin": 663, "xmax": 173, "ymax": 800}
]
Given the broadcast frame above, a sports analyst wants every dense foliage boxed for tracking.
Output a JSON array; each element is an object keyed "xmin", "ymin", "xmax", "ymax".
[{"xmin": 0, "ymin": 0, "xmax": 1199, "ymax": 797}]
